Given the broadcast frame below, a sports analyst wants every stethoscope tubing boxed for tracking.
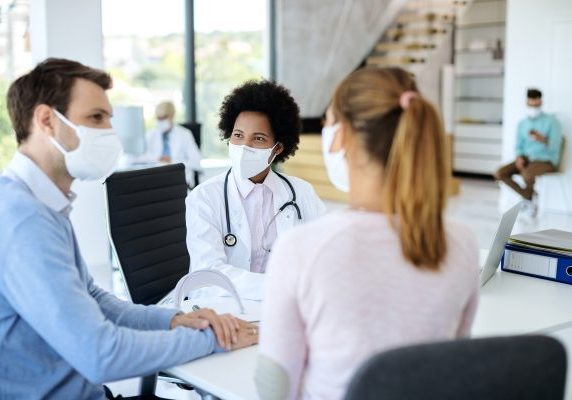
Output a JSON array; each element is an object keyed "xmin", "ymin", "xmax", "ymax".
[{"xmin": 223, "ymin": 168, "xmax": 301, "ymax": 247}]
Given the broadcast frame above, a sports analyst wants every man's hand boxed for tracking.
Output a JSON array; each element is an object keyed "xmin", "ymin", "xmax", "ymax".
[
  {"xmin": 529, "ymin": 130, "xmax": 547, "ymax": 144},
  {"xmin": 515, "ymin": 156, "xmax": 527, "ymax": 171}
]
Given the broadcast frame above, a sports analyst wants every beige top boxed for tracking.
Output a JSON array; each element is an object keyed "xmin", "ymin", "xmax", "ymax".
[{"xmin": 256, "ymin": 209, "xmax": 480, "ymax": 400}]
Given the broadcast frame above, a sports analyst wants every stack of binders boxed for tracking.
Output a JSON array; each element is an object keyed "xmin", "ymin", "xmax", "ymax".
[{"xmin": 502, "ymin": 229, "xmax": 572, "ymax": 285}]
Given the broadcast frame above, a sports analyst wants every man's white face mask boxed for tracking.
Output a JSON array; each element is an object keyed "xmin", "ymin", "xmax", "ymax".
[
  {"xmin": 526, "ymin": 106, "xmax": 541, "ymax": 119},
  {"xmin": 50, "ymin": 109, "xmax": 123, "ymax": 181},
  {"xmin": 228, "ymin": 142, "xmax": 278, "ymax": 180},
  {"xmin": 321, "ymin": 123, "xmax": 349, "ymax": 192}
]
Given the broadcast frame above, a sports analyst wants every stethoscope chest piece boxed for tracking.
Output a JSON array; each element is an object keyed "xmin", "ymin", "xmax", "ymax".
[{"xmin": 224, "ymin": 233, "xmax": 237, "ymax": 247}]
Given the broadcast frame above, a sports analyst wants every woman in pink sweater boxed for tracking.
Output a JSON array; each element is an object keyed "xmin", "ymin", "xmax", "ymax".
[{"xmin": 255, "ymin": 67, "xmax": 480, "ymax": 400}]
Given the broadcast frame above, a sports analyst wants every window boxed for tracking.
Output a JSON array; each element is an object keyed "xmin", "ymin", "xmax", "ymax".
[
  {"xmin": 0, "ymin": 0, "xmax": 31, "ymax": 169},
  {"xmin": 102, "ymin": 0, "xmax": 186, "ymax": 130},
  {"xmin": 194, "ymin": 0, "xmax": 269, "ymax": 159}
]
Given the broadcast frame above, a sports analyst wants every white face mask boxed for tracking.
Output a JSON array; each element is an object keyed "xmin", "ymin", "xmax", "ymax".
[
  {"xmin": 228, "ymin": 142, "xmax": 278, "ymax": 180},
  {"xmin": 321, "ymin": 123, "xmax": 349, "ymax": 192},
  {"xmin": 156, "ymin": 119, "xmax": 172, "ymax": 132},
  {"xmin": 51, "ymin": 109, "xmax": 123, "ymax": 181},
  {"xmin": 527, "ymin": 106, "xmax": 541, "ymax": 119}
]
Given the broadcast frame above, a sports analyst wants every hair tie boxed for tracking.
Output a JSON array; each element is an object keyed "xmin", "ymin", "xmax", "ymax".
[{"xmin": 399, "ymin": 91, "xmax": 418, "ymax": 110}]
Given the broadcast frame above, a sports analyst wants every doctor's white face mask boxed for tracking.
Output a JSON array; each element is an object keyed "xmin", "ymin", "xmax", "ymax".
[
  {"xmin": 156, "ymin": 119, "xmax": 172, "ymax": 132},
  {"xmin": 321, "ymin": 123, "xmax": 349, "ymax": 192},
  {"xmin": 228, "ymin": 142, "xmax": 278, "ymax": 179},
  {"xmin": 51, "ymin": 109, "xmax": 123, "ymax": 181}
]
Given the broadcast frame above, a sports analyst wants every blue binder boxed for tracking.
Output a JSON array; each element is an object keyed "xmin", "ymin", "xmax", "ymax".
[{"xmin": 501, "ymin": 243, "xmax": 572, "ymax": 285}]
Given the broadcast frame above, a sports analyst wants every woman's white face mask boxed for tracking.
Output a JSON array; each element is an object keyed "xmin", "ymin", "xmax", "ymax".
[
  {"xmin": 228, "ymin": 142, "xmax": 278, "ymax": 179},
  {"xmin": 50, "ymin": 109, "xmax": 123, "ymax": 181},
  {"xmin": 321, "ymin": 123, "xmax": 349, "ymax": 192}
]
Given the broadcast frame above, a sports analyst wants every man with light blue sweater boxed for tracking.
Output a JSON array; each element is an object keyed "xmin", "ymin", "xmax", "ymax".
[
  {"xmin": 0, "ymin": 58, "xmax": 257, "ymax": 399},
  {"xmin": 494, "ymin": 88, "xmax": 562, "ymax": 216}
]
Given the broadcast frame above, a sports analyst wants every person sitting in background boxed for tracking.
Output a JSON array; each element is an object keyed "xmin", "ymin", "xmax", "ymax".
[
  {"xmin": 145, "ymin": 101, "xmax": 202, "ymax": 186},
  {"xmin": 186, "ymin": 80, "xmax": 325, "ymax": 301},
  {"xmin": 494, "ymin": 88, "xmax": 562, "ymax": 216},
  {"xmin": 255, "ymin": 67, "xmax": 480, "ymax": 400},
  {"xmin": 0, "ymin": 58, "xmax": 256, "ymax": 400}
]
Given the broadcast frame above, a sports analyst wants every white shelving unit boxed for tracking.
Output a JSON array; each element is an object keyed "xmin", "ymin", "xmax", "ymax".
[{"xmin": 452, "ymin": 0, "xmax": 506, "ymax": 175}]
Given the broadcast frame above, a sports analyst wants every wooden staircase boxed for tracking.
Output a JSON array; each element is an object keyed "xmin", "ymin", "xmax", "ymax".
[
  {"xmin": 365, "ymin": 1, "xmax": 467, "ymax": 74},
  {"xmin": 284, "ymin": 0, "xmax": 472, "ymax": 202}
]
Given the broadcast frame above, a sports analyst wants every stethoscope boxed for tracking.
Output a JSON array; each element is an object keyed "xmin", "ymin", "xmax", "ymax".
[{"xmin": 223, "ymin": 168, "xmax": 302, "ymax": 248}]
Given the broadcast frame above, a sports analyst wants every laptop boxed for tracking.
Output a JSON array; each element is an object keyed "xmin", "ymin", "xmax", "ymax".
[{"xmin": 479, "ymin": 202, "xmax": 521, "ymax": 286}]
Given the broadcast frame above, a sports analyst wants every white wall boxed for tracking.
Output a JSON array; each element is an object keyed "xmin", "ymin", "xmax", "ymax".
[
  {"xmin": 29, "ymin": 0, "xmax": 110, "ymax": 269},
  {"xmin": 500, "ymin": 0, "xmax": 572, "ymax": 211}
]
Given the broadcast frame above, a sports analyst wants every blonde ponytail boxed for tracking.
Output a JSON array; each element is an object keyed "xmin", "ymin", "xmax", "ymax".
[
  {"xmin": 382, "ymin": 96, "xmax": 449, "ymax": 269},
  {"xmin": 332, "ymin": 67, "xmax": 450, "ymax": 269}
]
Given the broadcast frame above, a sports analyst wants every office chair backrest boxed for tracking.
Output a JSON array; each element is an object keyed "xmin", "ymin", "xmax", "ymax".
[
  {"xmin": 180, "ymin": 122, "xmax": 201, "ymax": 149},
  {"xmin": 344, "ymin": 335, "xmax": 566, "ymax": 400},
  {"xmin": 180, "ymin": 122, "xmax": 202, "ymax": 188},
  {"xmin": 105, "ymin": 164, "xmax": 190, "ymax": 305}
]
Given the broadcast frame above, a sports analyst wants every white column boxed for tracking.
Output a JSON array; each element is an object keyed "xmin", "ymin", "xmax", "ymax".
[
  {"xmin": 29, "ymin": 0, "xmax": 110, "ymax": 271},
  {"xmin": 30, "ymin": 0, "xmax": 103, "ymax": 68}
]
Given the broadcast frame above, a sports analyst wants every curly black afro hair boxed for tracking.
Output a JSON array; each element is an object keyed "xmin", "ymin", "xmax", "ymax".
[{"xmin": 218, "ymin": 80, "xmax": 301, "ymax": 163}]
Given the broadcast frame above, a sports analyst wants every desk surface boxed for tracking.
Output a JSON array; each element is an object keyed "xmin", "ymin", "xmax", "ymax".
[
  {"xmin": 168, "ymin": 299, "xmax": 261, "ymax": 400},
  {"xmin": 166, "ymin": 270, "xmax": 572, "ymax": 400},
  {"xmin": 472, "ymin": 269, "xmax": 572, "ymax": 336},
  {"xmin": 168, "ymin": 347, "xmax": 258, "ymax": 400}
]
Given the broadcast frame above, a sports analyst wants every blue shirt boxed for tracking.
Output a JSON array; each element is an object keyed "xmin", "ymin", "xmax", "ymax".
[
  {"xmin": 516, "ymin": 112, "xmax": 562, "ymax": 166},
  {"xmin": 0, "ymin": 152, "xmax": 220, "ymax": 399}
]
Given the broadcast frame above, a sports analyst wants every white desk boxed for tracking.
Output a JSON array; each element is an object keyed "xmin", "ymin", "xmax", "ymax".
[
  {"xmin": 165, "ymin": 271, "xmax": 572, "ymax": 400},
  {"xmin": 473, "ymin": 269, "xmax": 572, "ymax": 336},
  {"xmin": 473, "ymin": 270, "xmax": 572, "ymax": 400},
  {"xmin": 166, "ymin": 298, "xmax": 261, "ymax": 400}
]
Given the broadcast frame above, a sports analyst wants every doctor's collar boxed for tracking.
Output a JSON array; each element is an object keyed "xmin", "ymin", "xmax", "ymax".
[{"xmin": 232, "ymin": 168, "xmax": 278, "ymax": 199}]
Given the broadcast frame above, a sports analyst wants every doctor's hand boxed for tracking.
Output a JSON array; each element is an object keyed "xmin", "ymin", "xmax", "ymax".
[
  {"xmin": 177, "ymin": 308, "xmax": 242, "ymax": 350},
  {"xmin": 232, "ymin": 320, "xmax": 259, "ymax": 350},
  {"xmin": 170, "ymin": 311, "xmax": 211, "ymax": 330}
]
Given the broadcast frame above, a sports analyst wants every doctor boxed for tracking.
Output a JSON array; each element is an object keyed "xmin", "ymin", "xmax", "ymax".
[
  {"xmin": 145, "ymin": 101, "xmax": 202, "ymax": 186},
  {"xmin": 186, "ymin": 80, "xmax": 326, "ymax": 300}
]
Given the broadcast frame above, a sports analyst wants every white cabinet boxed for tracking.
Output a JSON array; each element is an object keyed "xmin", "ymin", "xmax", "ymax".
[{"xmin": 452, "ymin": 0, "xmax": 506, "ymax": 175}]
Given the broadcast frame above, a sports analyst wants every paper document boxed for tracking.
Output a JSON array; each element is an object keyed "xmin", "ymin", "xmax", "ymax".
[{"xmin": 509, "ymin": 229, "xmax": 572, "ymax": 256}]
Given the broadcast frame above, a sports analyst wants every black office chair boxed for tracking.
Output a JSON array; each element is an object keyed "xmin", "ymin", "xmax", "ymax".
[
  {"xmin": 105, "ymin": 163, "xmax": 190, "ymax": 305},
  {"xmin": 180, "ymin": 122, "xmax": 201, "ymax": 189},
  {"xmin": 105, "ymin": 163, "xmax": 194, "ymax": 394},
  {"xmin": 344, "ymin": 335, "xmax": 567, "ymax": 400}
]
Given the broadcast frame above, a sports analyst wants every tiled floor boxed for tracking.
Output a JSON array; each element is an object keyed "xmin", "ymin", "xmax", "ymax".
[{"xmin": 97, "ymin": 177, "xmax": 572, "ymax": 399}]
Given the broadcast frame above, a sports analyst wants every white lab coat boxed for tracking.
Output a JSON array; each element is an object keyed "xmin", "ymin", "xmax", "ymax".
[
  {"xmin": 186, "ymin": 169, "xmax": 326, "ymax": 300},
  {"xmin": 144, "ymin": 125, "xmax": 202, "ymax": 183}
]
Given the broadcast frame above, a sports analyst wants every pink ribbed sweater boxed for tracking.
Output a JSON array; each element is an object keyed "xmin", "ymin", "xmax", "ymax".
[{"xmin": 258, "ymin": 210, "xmax": 480, "ymax": 400}]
